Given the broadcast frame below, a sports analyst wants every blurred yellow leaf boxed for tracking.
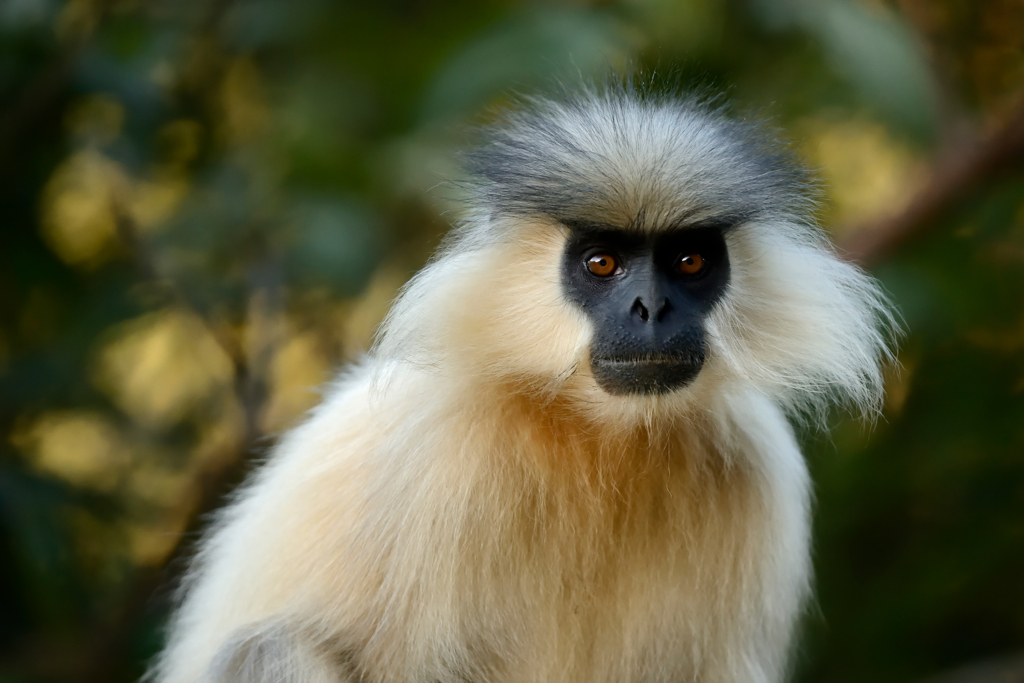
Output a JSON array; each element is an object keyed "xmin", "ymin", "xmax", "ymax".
[
  {"xmin": 262, "ymin": 327, "xmax": 331, "ymax": 433},
  {"xmin": 129, "ymin": 174, "xmax": 190, "ymax": 234},
  {"xmin": 12, "ymin": 410, "xmax": 130, "ymax": 491},
  {"xmin": 93, "ymin": 309, "xmax": 235, "ymax": 429},
  {"xmin": 40, "ymin": 149, "xmax": 125, "ymax": 269},
  {"xmin": 798, "ymin": 117, "xmax": 926, "ymax": 230}
]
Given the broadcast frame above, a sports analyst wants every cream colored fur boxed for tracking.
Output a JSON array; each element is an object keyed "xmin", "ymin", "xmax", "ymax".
[{"xmin": 151, "ymin": 93, "xmax": 894, "ymax": 683}]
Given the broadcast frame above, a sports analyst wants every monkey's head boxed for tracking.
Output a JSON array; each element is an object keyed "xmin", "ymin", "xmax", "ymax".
[{"xmin": 375, "ymin": 87, "xmax": 896, "ymax": 427}]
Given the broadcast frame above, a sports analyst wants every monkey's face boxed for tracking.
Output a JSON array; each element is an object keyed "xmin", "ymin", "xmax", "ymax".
[{"xmin": 560, "ymin": 221, "xmax": 731, "ymax": 395}]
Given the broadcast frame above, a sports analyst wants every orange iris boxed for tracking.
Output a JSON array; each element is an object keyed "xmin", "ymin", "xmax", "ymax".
[
  {"xmin": 586, "ymin": 254, "xmax": 618, "ymax": 277},
  {"xmin": 676, "ymin": 253, "xmax": 704, "ymax": 275}
]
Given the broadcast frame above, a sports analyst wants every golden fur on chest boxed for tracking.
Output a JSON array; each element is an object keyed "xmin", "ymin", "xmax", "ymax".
[
  {"xmin": 161, "ymin": 374, "xmax": 787, "ymax": 683},
  {"xmin": 335, "ymin": 382, "xmax": 776, "ymax": 683}
]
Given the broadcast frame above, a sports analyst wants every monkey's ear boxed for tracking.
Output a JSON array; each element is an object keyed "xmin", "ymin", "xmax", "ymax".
[{"xmin": 203, "ymin": 624, "xmax": 342, "ymax": 683}]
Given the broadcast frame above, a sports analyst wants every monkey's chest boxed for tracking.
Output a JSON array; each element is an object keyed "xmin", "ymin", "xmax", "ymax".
[
  {"xmin": 372, "ymin": 444, "xmax": 777, "ymax": 682},
  {"xmin": 437, "ymin": 534, "xmax": 741, "ymax": 683}
]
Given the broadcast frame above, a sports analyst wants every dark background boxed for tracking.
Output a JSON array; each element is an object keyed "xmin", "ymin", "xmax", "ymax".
[{"xmin": 1, "ymin": 0, "xmax": 1023, "ymax": 681}]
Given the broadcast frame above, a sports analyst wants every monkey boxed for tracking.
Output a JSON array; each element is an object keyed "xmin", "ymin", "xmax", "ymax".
[{"xmin": 150, "ymin": 84, "xmax": 896, "ymax": 683}]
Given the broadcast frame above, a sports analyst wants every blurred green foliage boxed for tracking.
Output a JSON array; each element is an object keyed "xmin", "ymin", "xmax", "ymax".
[{"xmin": 0, "ymin": 0, "xmax": 1022, "ymax": 681}]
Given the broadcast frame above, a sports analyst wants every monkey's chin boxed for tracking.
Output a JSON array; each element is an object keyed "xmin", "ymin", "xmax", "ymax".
[{"xmin": 590, "ymin": 355, "xmax": 704, "ymax": 396}]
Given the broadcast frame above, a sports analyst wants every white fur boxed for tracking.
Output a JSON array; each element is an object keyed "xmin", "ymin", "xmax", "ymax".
[{"xmin": 151, "ymin": 91, "xmax": 895, "ymax": 683}]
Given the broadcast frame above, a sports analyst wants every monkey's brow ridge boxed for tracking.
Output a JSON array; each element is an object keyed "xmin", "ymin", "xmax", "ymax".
[{"xmin": 559, "ymin": 214, "xmax": 747, "ymax": 235}]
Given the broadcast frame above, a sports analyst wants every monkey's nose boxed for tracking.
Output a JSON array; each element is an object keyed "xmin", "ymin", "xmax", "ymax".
[{"xmin": 630, "ymin": 297, "xmax": 670, "ymax": 323}]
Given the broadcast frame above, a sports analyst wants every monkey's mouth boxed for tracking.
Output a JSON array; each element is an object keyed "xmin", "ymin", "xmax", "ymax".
[{"xmin": 590, "ymin": 354, "xmax": 704, "ymax": 396}]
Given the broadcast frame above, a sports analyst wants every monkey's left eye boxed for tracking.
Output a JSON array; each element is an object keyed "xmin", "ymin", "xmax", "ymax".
[
  {"xmin": 586, "ymin": 254, "xmax": 619, "ymax": 277},
  {"xmin": 675, "ymin": 253, "xmax": 705, "ymax": 276}
]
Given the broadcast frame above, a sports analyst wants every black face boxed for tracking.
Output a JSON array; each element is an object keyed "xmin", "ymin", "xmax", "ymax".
[{"xmin": 560, "ymin": 221, "xmax": 731, "ymax": 395}]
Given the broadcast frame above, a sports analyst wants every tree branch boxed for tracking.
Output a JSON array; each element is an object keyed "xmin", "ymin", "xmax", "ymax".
[{"xmin": 839, "ymin": 95, "xmax": 1024, "ymax": 266}]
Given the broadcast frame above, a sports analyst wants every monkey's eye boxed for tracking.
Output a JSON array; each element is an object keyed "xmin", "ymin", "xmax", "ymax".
[
  {"xmin": 675, "ymin": 253, "xmax": 705, "ymax": 276},
  {"xmin": 586, "ymin": 254, "xmax": 619, "ymax": 277}
]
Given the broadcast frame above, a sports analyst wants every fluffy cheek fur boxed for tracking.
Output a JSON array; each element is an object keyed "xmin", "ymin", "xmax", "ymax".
[
  {"xmin": 707, "ymin": 223, "xmax": 893, "ymax": 421},
  {"xmin": 454, "ymin": 221, "xmax": 589, "ymax": 391}
]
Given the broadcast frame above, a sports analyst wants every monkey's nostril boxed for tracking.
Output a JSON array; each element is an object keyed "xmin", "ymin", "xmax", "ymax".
[
  {"xmin": 631, "ymin": 298, "xmax": 649, "ymax": 322},
  {"xmin": 654, "ymin": 298, "xmax": 671, "ymax": 322}
]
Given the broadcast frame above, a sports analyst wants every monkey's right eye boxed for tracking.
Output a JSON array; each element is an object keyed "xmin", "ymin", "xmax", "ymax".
[{"xmin": 586, "ymin": 254, "xmax": 619, "ymax": 277}]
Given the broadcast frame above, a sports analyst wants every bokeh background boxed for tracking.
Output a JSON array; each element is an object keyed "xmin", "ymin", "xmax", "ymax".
[{"xmin": 1, "ymin": 0, "xmax": 1023, "ymax": 681}]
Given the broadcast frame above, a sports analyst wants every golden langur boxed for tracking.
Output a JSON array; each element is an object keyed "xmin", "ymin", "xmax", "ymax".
[{"xmin": 151, "ymin": 85, "xmax": 896, "ymax": 683}]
